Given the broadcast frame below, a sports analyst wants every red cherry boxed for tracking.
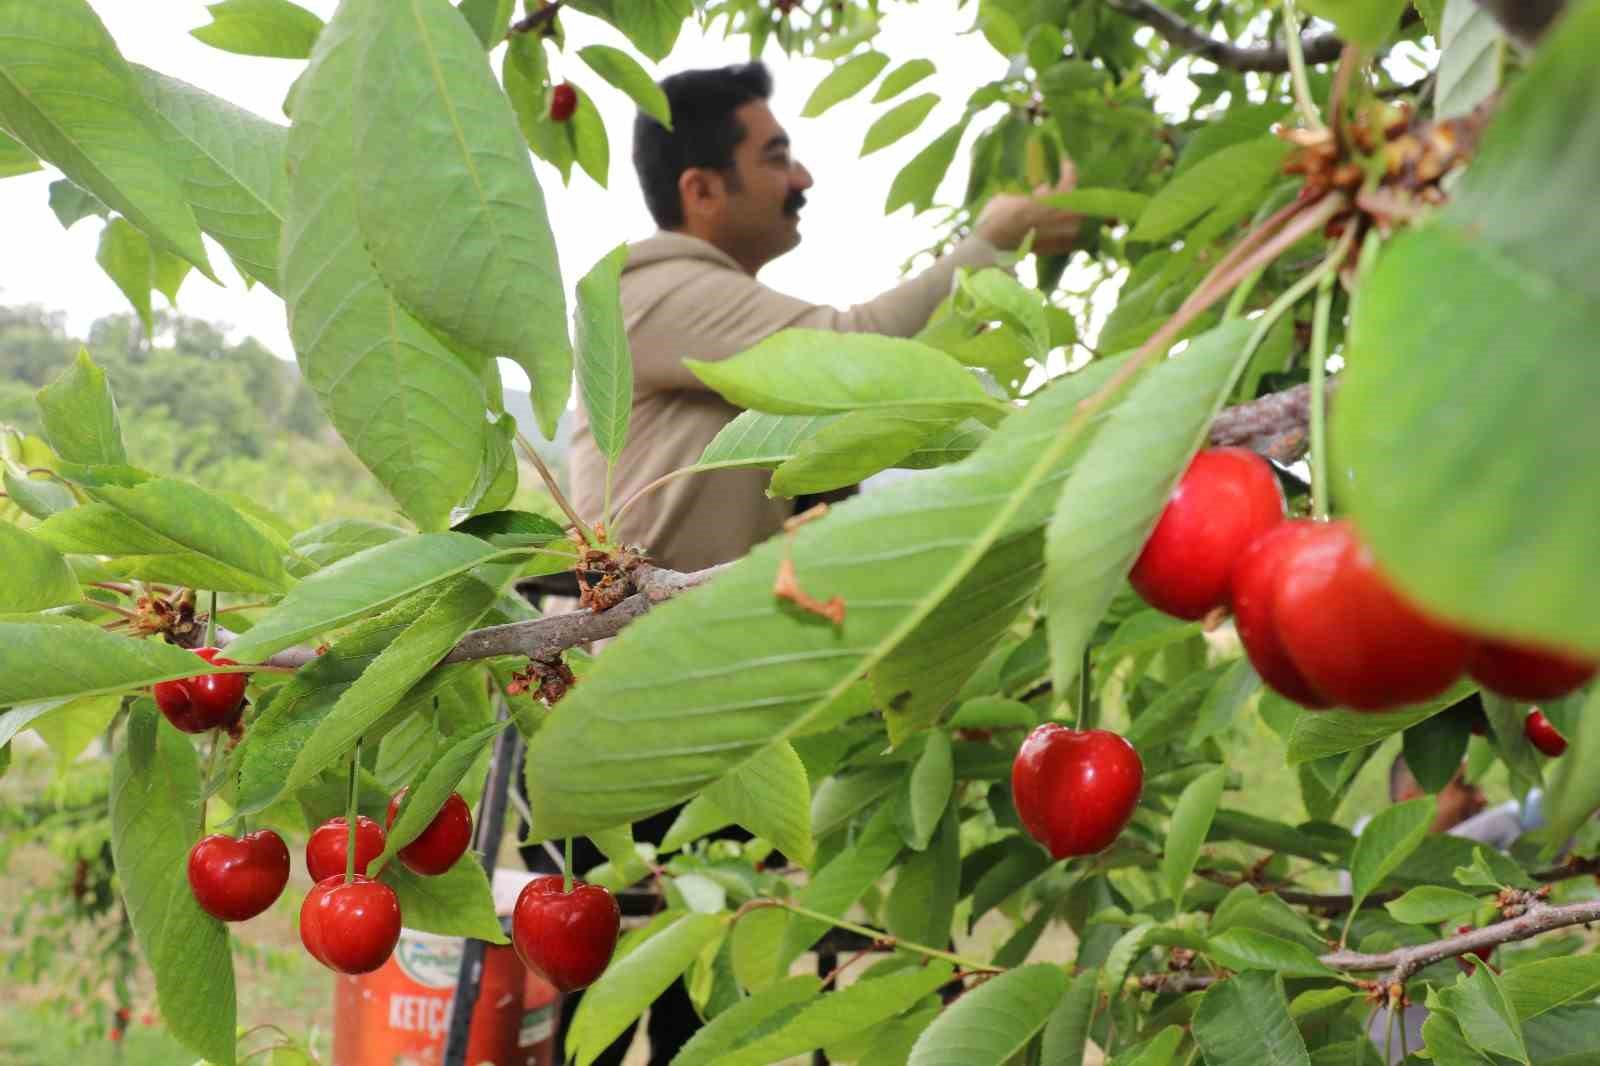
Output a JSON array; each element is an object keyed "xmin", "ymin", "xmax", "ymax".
[
  {"xmin": 1469, "ymin": 639, "xmax": 1596, "ymax": 703},
  {"xmin": 1231, "ymin": 520, "xmax": 1333, "ymax": 709},
  {"xmin": 550, "ymin": 82, "xmax": 578, "ymax": 123},
  {"xmin": 187, "ymin": 829, "xmax": 290, "ymax": 922},
  {"xmin": 1010, "ymin": 724, "xmax": 1144, "ymax": 859},
  {"xmin": 1524, "ymin": 709, "xmax": 1568, "ymax": 757},
  {"xmin": 511, "ymin": 875, "xmax": 620, "ymax": 992},
  {"xmin": 152, "ymin": 647, "xmax": 248, "ymax": 733},
  {"xmin": 306, "ymin": 816, "xmax": 386, "ymax": 884},
  {"xmin": 299, "ymin": 875, "xmax": 402, "ymax": 975},
  {"xmin": 1129, "ymin": 448, "xmax": 1285, "ymax": 621},
  {"xmin": 386, "ymin": 789, "xmax": 474, "ymax": 876},
  {"xmin": 1273, "ymin": 521, "xmax": 1472, "ymax": 711}
]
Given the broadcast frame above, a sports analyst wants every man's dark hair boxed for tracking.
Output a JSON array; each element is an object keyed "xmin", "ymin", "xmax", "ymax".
[{"xmin": 633, "ymin": 62, "xmax": 773, "ymax": 229}]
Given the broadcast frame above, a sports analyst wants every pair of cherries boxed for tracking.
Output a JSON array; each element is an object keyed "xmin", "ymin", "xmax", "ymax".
[
  {"xmin": 187, "ymin": 791, "xmax": 474, "ymax": 975},
  {"xmin": 1132, "ymin": 448, "xmax": 1597, "ymax": 712}
]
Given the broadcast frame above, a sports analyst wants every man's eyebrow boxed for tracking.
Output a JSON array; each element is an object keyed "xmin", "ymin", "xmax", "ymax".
[{"xmin": 762, "ymin": 133, "xmax": 790, "ymax": 152}]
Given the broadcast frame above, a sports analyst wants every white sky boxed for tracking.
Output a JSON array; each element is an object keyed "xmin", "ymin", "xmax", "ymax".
[{"xmin": 0, "ymin": 0, "xmax": 1017, "ymax": 389}]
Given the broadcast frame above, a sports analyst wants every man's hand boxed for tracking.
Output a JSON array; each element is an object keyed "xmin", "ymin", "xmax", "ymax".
[{"xmin": 975, "ymin": 160, "xmax": 1084, "ymax": 255}]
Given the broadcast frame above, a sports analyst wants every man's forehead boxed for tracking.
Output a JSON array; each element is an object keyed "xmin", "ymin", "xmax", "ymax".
[{"xmin": 734, "ymin": 99, "xmax": 788, "ymax": 151}]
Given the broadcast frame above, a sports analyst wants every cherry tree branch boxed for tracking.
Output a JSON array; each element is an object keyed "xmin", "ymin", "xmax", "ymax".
[
  {"xmin": 1101, "ymin": 0, "xmax": 1346, "ymax": 72},
  {"xmin": 1206, "ymin": 380, "xmax": 1332, "ymax": 463},
  {"xmin": 1471, "ymin": 0, "xmax": 1566, "ymax": 46}
]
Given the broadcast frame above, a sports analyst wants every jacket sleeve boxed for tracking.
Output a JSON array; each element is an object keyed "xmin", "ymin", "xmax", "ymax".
[{"xmin": 631, "ymin": 234, "xmax": 1003, "ymax": 393}]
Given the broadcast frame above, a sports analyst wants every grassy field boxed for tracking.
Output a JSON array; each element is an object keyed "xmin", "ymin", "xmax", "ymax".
[{"xmin": 0, "ymin": 687, "xmax": 1488, "ymax": 1065}]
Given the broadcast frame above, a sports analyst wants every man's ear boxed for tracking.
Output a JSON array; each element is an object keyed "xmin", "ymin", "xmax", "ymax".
[{"xmin": 678, "ymin": 168, "xmax": 724, "ymax": 221}]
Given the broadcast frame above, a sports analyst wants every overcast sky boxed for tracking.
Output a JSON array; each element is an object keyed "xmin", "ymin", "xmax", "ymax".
[{"xmin": 0, "ymin": 0, "xmax": 1023, "ymax": 390}]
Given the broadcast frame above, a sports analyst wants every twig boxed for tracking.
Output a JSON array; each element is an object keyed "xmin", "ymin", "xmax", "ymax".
[
  {"xmin": 508, "ymin": 0, "xmax": 565, "ymax": 36},
  {"xmin": 1101, "ymin": 0, "xmax": 1344, "ymax": 72},
  {"xmin": 515, "ymin": 430, "xmax": 595, "ymax": 546},
  {"xmin": 738, "ymin": 898, "xmax": 1003, "ymax": 974}
]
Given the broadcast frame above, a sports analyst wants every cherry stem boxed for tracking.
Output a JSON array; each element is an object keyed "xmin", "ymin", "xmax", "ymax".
[
  {"xmin": 515, "ymin": 430, "xmax": 595, "ymax": 547},
  {"xmin": 85, "ymin": 600, "xmax": 140, "ymax": 620},
  {"xmin": 204, "ymin": 589, "xmax": 217, "ymax": 647},
  {"xmin": 563, "ymin": 837, "xmax": 574, "ymax": 893},
  {"xmin": 345, "ymin": 741, "xmax": 361, "ymax": 884},
  {"xmin": 1282, "ymin": 0, "xmax": 1325, "ymax": 130},
  {"xmin": 199, "ymin": 729, "xmax": 223, "ymax": 836},
  {"xmin": 609, "ymin": 466, "xmax": 696, "ymax": 532},
  {"xmin": 745, "ymin": 898, "xmax": 1002, "ymax": 974},
  {"xmin": 1308, "ymin": 264, "xmax": 1337, "ymax": 520}
]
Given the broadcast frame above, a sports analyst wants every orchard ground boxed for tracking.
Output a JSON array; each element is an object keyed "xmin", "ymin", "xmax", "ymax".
[{"xmin": 2, "ymin": 636, "xmax": 1509, "ymax": 1065}]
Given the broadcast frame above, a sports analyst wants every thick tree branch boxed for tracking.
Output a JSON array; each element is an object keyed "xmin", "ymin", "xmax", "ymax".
[
  {"xmin": 1102, "ymin": 0, "xmax": 1345, "ymax": 72},
  {"xmin": 1207, "ymin": 380, "xmax": 1333, "ymax": 463},
  {"xmin": 1471, "ymin": 0, "xmax": 1566, "ymax": 46}
]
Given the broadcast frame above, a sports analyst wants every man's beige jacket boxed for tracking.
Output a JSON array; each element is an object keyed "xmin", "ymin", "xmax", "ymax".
[{"xmin": 568, "ymin": 230, "xmax": 1000, "ymax": 572}]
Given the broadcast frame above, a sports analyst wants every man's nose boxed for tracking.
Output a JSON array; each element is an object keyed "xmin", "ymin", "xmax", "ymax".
[{"xmin": 791, "ymin": 161, "xmax": 814, "ymax": 190}]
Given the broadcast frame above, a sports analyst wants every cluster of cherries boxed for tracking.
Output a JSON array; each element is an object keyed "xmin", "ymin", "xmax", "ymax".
[
  {"xmin": 1009, "ymin": 446, "xmax": 1596, "ymax": 864},
  {"xmin": 155, "ymin": 646, "xmax": 621, "ymax": 990}
]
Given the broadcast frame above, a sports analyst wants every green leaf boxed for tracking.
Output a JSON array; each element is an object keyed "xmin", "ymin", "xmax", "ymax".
[
  {"xmin": 778, "ymin": 803, "xmax": 902, "ymax": 970},
  {"xmin": 1190, "ymin": 658, "xmax": 1259, "ymax": 747},
  {"xmin": 873, "ymin": 59, "xmax": 936, "ymax": 103},
  {"xmin": 703, "ymin": 740, "xmax": 814, "ymax": 867},
  {"xmin": 4, "ymin": 467, "xmax": 75, "ymax": 520},
  {"xmin": 956, "ymin": 269, "xmax": 1051, "ymax": 362},
  {"xmin": 1131, "ymin": 138, "xmax": 1290, "ymax": 242},
  {"xmin": 283, "ymin": 569, "xmax": 510, "ymax": 793},
  {"xmin": 1298, "ymin": 0, "xmax": 1410, "ymax": 48},
  {"xmin": 347, "ymin": 0, "xmax": 572, "ymax": 440},
  {"xmin": 670, "ymin": 974, "xmax": 824, "ymax": 1066},
  {"xmin": 1500, "ymin": 956, "xmax": 1600, "ymax": 1021},
  {"xmin": 709, "ymin": 962, "xmax": 953, "ymax": 1066},
  {"xmin": 1385, "ymin": 885, "xmax": 1482, "ymax": 925},
  {"xmin": 686, "ymin": 330, "xmax": 997, "ymax": 417},
  {"xmin": 1192, "ymin": 971, "xmax": 1310, "ymax": 1066},
  {"xmin": 574, "ymin": 243, "xmax": 633, "ymax": 466},
  {"xmin": 886, "ymin": 120, "xmax": 965, "ymax": 214},
  {"xmin": 1162, "ymin": 766, "xmax": 1225, "ymax": 904},
  {"xmin": 908, "ymin": 963, "xmax": 1067, "ymax": 1066},
  {"xmin": 0, "ymin": 0, "xmax": 212, "ymax": 274},
  {"xmin": 35, "ymin": 348, "xmax": 126, "ymax": 467},
  {"xmin": 968, "ymin": 837, "xmax": 1051, "ymax": 929},
  {"xmin": 134, "ymin": 68, "xmax": 289, "ymax": 294},
  {"xmin": 1205, "ymin": 929, "xmax": 1338, "ymax": 979},
  {"xmin": 886, "ymin": 804, "xmax": 960, "ymax": 948},
  {"xmin": 378, "ymin": 853, "xmax": 507, "ymax": 943},
  {"xmin": 30, "ymin": 693, "xmax": 120, "ymax": 772},
  {"xmin": 1435, "ymin": 966, "xmax": 1529, "ymax": 1064},
  {"xmin": 802, "ymin": 51, "xmax": 889, "ymax": 118},
  {"xmin": 0, "ymin": 620, "xmax": 228, "ymax": 709},
  {"xmin": 288, "ymin": 519, "xmax": 409, "ymax": 573},
  {"xmin": 522, "ymin": 355, "xmax": 1127, "ymax": 839},
  {"xmin": 1044, "ymin": 319, "xmax": 1255, "ymax": 698},
  {"xmin": 0, "ymin": 127, "xmax": 39, "ymax": 176},
  {"xmin": 1285, "ymin": 681, "xmax": 1478, "ymax": 762},
  {"xmin": 0, "ymin": 522, "xmax": 77, "ymax": 611},
  {"xmin": 1482, "ymin": 693, "xmax": 1545, "ymax": 801},
  {"xmin": 282, "ymin": 1, "xmax": 491, "ymax": 529},
  {"xmin": 190, "ymin": 0, "xmax": 323, "ymax": 58},
  {"xmin": 1404, "ymin": 703, "xmax": 1473, "ymax": 794},
  {"xmin": 458, "ymin": 0, "xmax": 514, "ymax": 46},
  {"xmin": 570, "ymin": 81, "xmax": 609, "ymax": 187},
  {"xmin": 1541, "ymin": 686, "xmax": 1600, "ymax": 859},
  {"xmin": 222, "ymin": 533, "xmax": 509, "ymax": 661},
  {"xmin": 95, "ymin": 216, "xmax": 154, "ymax": 332},
  {"xmin": 1116, "ymin": 1027, "xmax": 1184, "ymax": 1066},
  {"xmin": 599, "ymin": 0, "xmax": 689, "ymax": 62},
  {"xmin": 35, "ymin": 477, "xmax": 291, "ymax": 594},
  {"xmin": 567, "ymin": 912, "xmax": 725, "ymax": 1066},
  {"xmin": 577, "ymin": 44, "xmax": 669, "ymax": 127},
  {"xmin": 1435, "ymin": 0, "xmax": 1505, "ymax": 118},
  {"xmin": 696, "ymin": 411, "xmax": 838, "ymax": 471},
  {"xmin": 1040, "ymin": 968, "xmax": 1099, "ymax": 1066},
  {"xmin": 950, "ymin": 696, "xmax": 1038, "ymax": 729},
  {"xmin": 768, "ymin": 407, "xmax": 951, "ymax": 497},
  {"xmin": 901, "ymin": 731, "xmax": 953, "ymax": 850},
  {"xmin": 1336, "ymin": 3, "xmax": 1600, "ymax": 657},
  {"xmin": 110, "ymin": 706, "xmax": 237, "ymax": 1065},
  {"xmin": 374, "ymin": 718, "xmax": 505, "ymax": 871},
  {"xmin": 48, "ymin": 178, "xmax": 107, "ymax": 228},
  {"xmin": 1349, "ymin": 797, "xmax": 1435, "ymax": 912},
  {"xmin": 862, "ymin": 93, "xmax": 939, "ymax": 156},
  {"xmin": 1041, "ymin": 187, "xmax": 1151, "ymax": 220}
]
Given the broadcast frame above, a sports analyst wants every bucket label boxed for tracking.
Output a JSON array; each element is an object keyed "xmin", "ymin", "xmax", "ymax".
[
  {"xmin": 395, "ymin": 935, "xmax": 463, "ymax": 989},
  {"xmin": 389, "ymin": 993, "xmax": 452, "ymax": 1039},
  {"xmin": 519, "ymin": 1004, "xmax": 555, "ymax": 1047}
]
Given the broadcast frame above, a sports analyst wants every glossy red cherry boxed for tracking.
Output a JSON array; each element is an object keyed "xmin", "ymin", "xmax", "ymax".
[
  {"xmin": 1469, "ymin": 639, "xmax": 1597, "ymax": 703},
  {"xmin": 512, "ymin": 875, "xmax": 621, "ymax": 993},
  {"xmin": 187, "ymin": 829, "xmax": 290, "ymax": 922},
  {"xmin": 550, "ymin": 82, "xmax": 578, "ymax": 122},
  {"xmin": 1129, "ymin": 448, "xmax": 1285, "ymax": 621},
  {"xmin": 299, "ymin": 875, "xmax": 402, "ymax": 975},
  {"xmin": 152, "ymin": 647, "xmax": 248, "ymax": 734},
  {"xmin": 1011, "ymin": 724, "xmax": 1144, "ymax": 858},
  {"xmin": 1231, "ymin": 520, "xmax": 1333, "ymax": 709},
  {"xmin": 1272, "ymin": 521, "xmax": 1473, "ymax": 711},
  {"xmin": 386, "ymin": 788, "xmax": 474, "ymax": 876},
  {"xmin": 1524, "ymin": 709, "xmax": 1568, "ymax": 757},
  {"xmin": 305, "ymin": 816, "xmax": 386, "ymax": 884}
]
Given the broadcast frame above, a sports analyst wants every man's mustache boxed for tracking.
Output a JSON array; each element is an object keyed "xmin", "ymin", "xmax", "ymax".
[{"xmin": 784, "ymin": 192, "xmax": 807, "ymax": 215}]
